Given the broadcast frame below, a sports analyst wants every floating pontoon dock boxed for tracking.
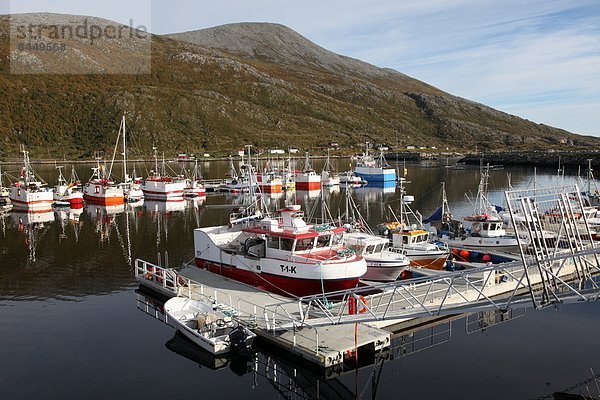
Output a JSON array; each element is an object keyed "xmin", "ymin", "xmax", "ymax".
[{"xmin": 135, "ymin": 184, "xmax": 600, "ymax": 368}]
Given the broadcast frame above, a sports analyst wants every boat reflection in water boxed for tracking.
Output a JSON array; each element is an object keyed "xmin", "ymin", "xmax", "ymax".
[
  {"xmin": 85, "ymin": 203, "xmax": 125, "ymax": 242},
  {"xmin": 136, "ymin": 288, "xmax": 529, "ymax": 400},
  {"xmin": 145, "ymin": 199, "xmax": 186, "ymax": 214},
  {"xmin": 10, "ymin": 209, "xmax": 55, "ymax": 262}
]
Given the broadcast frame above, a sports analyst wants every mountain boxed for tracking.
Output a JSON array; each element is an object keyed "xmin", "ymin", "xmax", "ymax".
[{"xmin": 0, "ymin": 13, "xmax": 597, "ymax": 159}]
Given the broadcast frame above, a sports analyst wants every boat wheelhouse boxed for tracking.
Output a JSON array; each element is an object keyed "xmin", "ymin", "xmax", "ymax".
[{"xmin": 194, "ymin": 205, "xmax": 367, "ymax": 297}]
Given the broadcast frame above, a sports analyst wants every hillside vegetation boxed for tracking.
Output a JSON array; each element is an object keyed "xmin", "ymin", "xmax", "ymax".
[{"xmin": 1, "ymin": 14, "xmax": 597, "ymax": 159}]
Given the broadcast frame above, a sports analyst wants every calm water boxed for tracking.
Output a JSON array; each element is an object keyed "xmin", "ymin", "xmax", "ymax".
[{"xmin": 1, "ymin": 159, "xmax": 599, "ymax": 399}]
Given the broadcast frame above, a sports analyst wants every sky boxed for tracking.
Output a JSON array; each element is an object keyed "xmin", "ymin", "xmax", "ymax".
[{"xmin": 5, "ymin": 0, "xmax": 600, "ymax": 137}]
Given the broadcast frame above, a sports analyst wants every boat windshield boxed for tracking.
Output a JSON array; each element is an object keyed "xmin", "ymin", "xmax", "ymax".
[
  {"xmin": 347, "ymin": 244, "xmax": 365, "ymax": 255},
  {"xmin": 316, "ymin": 234, "xmax": 331, "ymax": 248},
  {"xmin": 295, "ymin": 237, "xmax": 315, "ymax": 251},
  {"xmin": 332, "ymin": 232, "xmax": 343, "ymax": 246}
]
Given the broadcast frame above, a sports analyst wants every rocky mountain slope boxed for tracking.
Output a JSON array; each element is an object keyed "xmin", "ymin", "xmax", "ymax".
[{"xmin": 0, "ymin": 13, "xmax": 597, "ymax": 158}]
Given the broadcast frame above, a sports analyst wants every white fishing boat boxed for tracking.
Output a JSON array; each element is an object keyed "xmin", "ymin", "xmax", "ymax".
[
  {"xmin": 379, "ymin": 178, "xmax": 449, "ymax": 270},
  {"xmin": 142, "ymin": 148, "xmax": 186, "ymax": 201},
  {"xmin": 344, "ymin": 232, "xmax": 410, "ymax": 282},
  {"xmin": 321, "ymin": 150, "xmax": 340, "ymax": 187},
  {"xmin": 0, "ymin": 163, "xmax": 10, "ymax": 205},
  {"xmin": 439, "ymin": 166, "xmax": 523, "ymax": 252},
  {"xmin": 219, "ymin": 157, "xmax": 256, "ymax": 193},
  {"xmin": 339, "ymin": 185, "xmax": 410, "ymax": 281},
  {"xmin": 353, "ymin": 142, "xmax": 396, "ymax": 184},
  {"xmin": 183, "ymin": 160, "xmax": 206, "ymax": 198},
  {"xmin": 164, "ymin": 297, "xmax": 256, "ymax": 355},
  {"xmin": 9, "ymin": 147, "xmax": 54, "ymax": 212},
  {"xmin": 339, "ymin": 171, "xmax": 366, "ymax": 186},
  {"xmin": 112, "ymin": 116, "xmax": 144, "ymax": 203},
  {"xmin": 53, "ymin": 166, "xmax": 84, "ymax": 207}
]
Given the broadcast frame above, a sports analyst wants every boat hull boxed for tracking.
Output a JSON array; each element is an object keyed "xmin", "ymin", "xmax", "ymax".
[
  {"xmin": 142, "ymin": 181, "xmax": 186, "ymax": 201},
  {"xmin": 362, "ymin": 260, "xmax": 408, "ymax": 282},
  {"xmin": 83, "ymin": 194, "xmax": 125, "ymax": 206},
  {"xmin": 53, "ymin": 192, "xmax": 84, "ymax": 205},
  {"xmin": 9, "ymin": 187, "xmax": 53, "ymax": 211},
  {"xmin": 259, "ymin": 184, "xmax": 283, "ymax": 193},
  {"xmin": 354, "ymin": 167, "xmax": 396, "ymax": 183},
  {"xmin": 196, "ymin": 259, "xmax": 361, "ymax": 297}
]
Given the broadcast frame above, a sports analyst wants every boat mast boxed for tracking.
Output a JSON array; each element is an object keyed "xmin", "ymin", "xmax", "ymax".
[
  {"xmin": 588, "ymin": 158, "xmax": 594, "ymax": 196},
  {"xmin": 399, "ymin": 177, "xmax": 405, "ymax": 226},
  {"xmin": 56, "ymin": 165, "xmax": 66, "ymax": 186},
  {"xmin": 304, "ymin": 152, "xmax": 310, "ymax": 171},
  {"xmin": 20, "ymin": 146, "xmax": 29, "ymax": 185},
  {"xmin": 122, "ymin": 116, "xmax": 129, "ymax": 183},
  {"xmin": 152, "ymin": 147, "xmax": 158, "ymax": 176},
  {"xmin": 245, "ymin": 144, "xmax": 255, "ymax": 204}
]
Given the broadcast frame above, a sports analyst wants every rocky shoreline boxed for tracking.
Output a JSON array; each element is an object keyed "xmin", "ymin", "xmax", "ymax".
[{"xmin": 459, "ymin": 151, "xmax": 600, "ymax": 168}]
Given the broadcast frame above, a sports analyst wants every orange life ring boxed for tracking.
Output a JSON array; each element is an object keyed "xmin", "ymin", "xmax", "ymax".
[{"xmin": 358, "ymin": 295, "xmax": 368, "ymax": 314}]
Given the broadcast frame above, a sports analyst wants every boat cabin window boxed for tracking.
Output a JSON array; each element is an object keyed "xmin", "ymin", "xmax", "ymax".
[
  {"xmin": 316, "ymin": 234, "xmax": 330, "ymax": 248},
  {"xmin": 267, "ymin": 236, "xmax": 279, "ymax": 249},
  {"xmin": 280, "ymin": 238, "xmax": 294, "ymax": 251},
  {"xmin": 295, "ymin": 237, "xmax": 314, "ymax": 251},
  {"xmin": 366, "ymin": 245, "xmax": 375, "ymax": 254},
  {"xmin": 483, "ymin": 223, "xmax": 489, "ymax": 231},
  {"xmin": 347, "ymin": 244, "xmax": 365, "ymax": 254},
  {"xmin": 402, "ymin": 236, "xmax": 408, "ymax": 245},
  {"xmin": 375, "ymin": 243, "xmax": 384, "ymax": 253},
  {"xmin": 332, "ymin": 233, "xmax": 343, "ymax": 246}
]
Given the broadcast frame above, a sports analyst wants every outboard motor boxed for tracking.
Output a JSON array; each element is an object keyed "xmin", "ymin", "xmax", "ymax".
[{"xmin": 228, "ymin": 326, "xmax": 252, "ymax": 355}]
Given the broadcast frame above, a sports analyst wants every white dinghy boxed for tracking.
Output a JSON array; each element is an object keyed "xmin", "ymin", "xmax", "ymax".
[{"xmin": 164, "ymin": 297, "xmax": 255, "ymax": 355}]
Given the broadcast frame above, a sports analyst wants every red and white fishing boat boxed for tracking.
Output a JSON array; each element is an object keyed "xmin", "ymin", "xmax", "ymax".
[
  {"xmin": 142, "ymin": 148, "xmax": 186, "ymax": 201},
  {"xmin": 183, "ymin": 160, "xmax": 206, "ymax": 198},
  {"xmin": 83, "ymin": 159, "xmax": 125, "ymax": 206},
  {"xmin": 256, "ymin": 171, "xmax": 283, "ymax": 193},
  {"xmin": 53, "ymin": 166, "xmax": 84, "ymax": 206},
  {"xmin": 295, "ymin": 152, "xmax": 320, "ymax": 191},
  {"xmin": 194, "ymin": 204, "xmax": 367, "ymax": 297},
  {"xmin": 9, "ymin": 148, "xmax": 53, "ymax": 212}
]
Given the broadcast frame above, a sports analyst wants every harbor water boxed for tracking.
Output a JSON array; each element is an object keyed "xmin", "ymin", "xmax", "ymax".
[{"xmin": 1, "ymin": 159, "xmax": 599, "ymax": 399}]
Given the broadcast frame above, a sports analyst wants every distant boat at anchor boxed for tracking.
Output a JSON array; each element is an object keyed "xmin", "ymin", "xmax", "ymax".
[{"xmin": 9, "ymin": 147, "xmax": 53, "ymax": 212}]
